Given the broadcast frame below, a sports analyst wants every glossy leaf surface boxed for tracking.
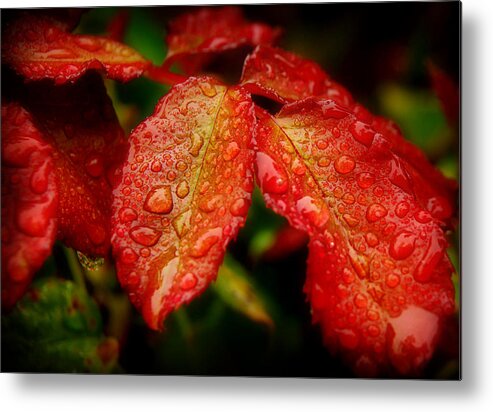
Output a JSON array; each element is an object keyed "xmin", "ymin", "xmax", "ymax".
[
  {"xmin": 243, "ymin": 45, "xmax": 457, "ymax": 224},
  {"xmin": 255, "ymin": 100, "xmax": 455, "ymax": 375},
  {"xmin": 164, "ymin": 7, "xmax": 280, "ymax": 75},
  {"xmin": 2, "ymin": 13, "xmax": 149, "ymax": 84},
  {"xmin": 112, "ymin": 76, "xmax": 255, "ymax": 330},
  {"xmin": 1, "ymin": 103, "xmax": 58, "ymax": 308},
  {"xmin": 14, "ymin": 73, "xmax": 128, "ymax": 257},
  {"xmin": 2, "ymin": 278, "xmax": 119, "ymax": 373}
]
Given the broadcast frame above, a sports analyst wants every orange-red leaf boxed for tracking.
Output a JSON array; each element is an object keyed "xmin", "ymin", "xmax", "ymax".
[
  {"xmin": 2, "ymin": 13, "xmax": 149, "ymax": 84},
  {"xmin": 243, "ymin": 45, "xmax": 457, "ymax": 226},
  {"xmin": 255, "ymin": 100, "xmax": 455, "ymax": 376},
  {"xmin": 1, "ymin": 103, "xmax": 58, "ymax": 308},
  {"xmin": 164, "ymin": 7, "xmax": 280, "ymax": 75},
  {"xmin": 13, "ymin": 73, "xmax": 128, "ymax": 256},
  {"xmin": 112, "ymin": 76, "xmax": 255, "ymax": 330}
]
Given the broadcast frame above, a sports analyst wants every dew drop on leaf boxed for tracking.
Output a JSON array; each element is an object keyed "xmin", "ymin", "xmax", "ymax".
[
  {"xmin": 144, "ymin": 185, "xmax": 173, "ymax": 214},
  {"xmin": 334, "ymin": 155, "xmax": 355, "ymax": 174},
  {"xmin": 129, "ymin": 226, "xmax": 162, "ymax": 247},
  {"xmin": 256, "ymin": 152, "xmax": 289, "ymax": 194}
]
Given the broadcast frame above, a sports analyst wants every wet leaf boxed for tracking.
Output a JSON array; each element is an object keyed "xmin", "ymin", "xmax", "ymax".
[
  {"xmin": 112, "ymin": 76, "xmax": 255, "ymax": 330},
  {"xmin": 163, "ymin": 6, "xmax": 280, "ymax": 75},
  {"xmin": 12, "ymin": 72, "xmax": 128, "ymax": 257},
  {"xmin": 2, "ymin": 277, "xmax": 119, "ymax": 373},
  {"xmin": 243, "ymin": 45, "xmax": 457, "ymax": 226},
  {"xmin": 255, "ymin": 99, "xmax": 456, "ymax": 376},
  {"xmin": 2, "ymin": 12, "xmax": 149, "ymax": 84},
  {"xmin": 1, "ymin": 103, "xmax": 58, "ymax": 308},
  {"xmin": 214, "ymin": 255, "xmax": 273, "ymax": 328}
]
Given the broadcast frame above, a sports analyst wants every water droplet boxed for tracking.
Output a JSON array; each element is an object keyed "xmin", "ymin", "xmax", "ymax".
[
  {"xmin": 415, "ymin": 210, "xmax": 432, "ymax": 223},
  {"xmin": 386, "ymin": 273, "xmax": 401, "ymax": 288},
  {"xmin": 354, "ymin": 293, "xmax": 368, "ymax": 308},
  {"xmin": 296, "ymin": 196, "xmax": 328, "ymax": 228},
  {"xmin": 223, "ymin": 141, "xmax": 240, "ymax": 161},
  {"xmin": 190, "ymin": 228, "xmax": 221, "ymax": 258},
  {"xmin": 119, "ymin": 207, "xmax": 137, "ymax": 223},
  {"xmin": 16, "ymin": 202, "xmax": 50, "ymax": 237},
  {"xmin": 75, "ymin": 36, "xmax": 102, "ymax": 52},
  {"xmin": 317, "ymin": 157, "xmax": 330, "ymax": 167},
  {"xmin": 334, "ymin": 155, "xmax": 355, "ymax": 174},
  {"xmin": 427, "ymin": 196, "xmax": 452, "ymax": 220},
  {"xmin": 180, "ymin": 273, "xmax": 198, "ymax": 290},
  {"xmin": 144, "ymin": 185, "xmax": 173, "ymax": 214},
  {"xmin": 172, "ymin": 210, "xmax": 191, "ymax": 238},
  {"xmin": 366, "ymin": 203, "xmax": 387, "ymax": 223},
  {"xmin": 120, "ymin": 247, "xmax": 138, "ymax": 264},
  {"xmin": 291, "ymin": 157, "xmax": 306, "ymax": 175},
  {"xmin": 199, "ymin": 81, "xmax": 217, "ymax": 97},
  {"xmin": 230, "ymin": 198, "xmax": 249, "ymax": 217},
  {"xmin": 151, "ymin": 160, "xmax": 162, "ymax": 172},
  {"xmin": 176, "ymin": 160, "xmax": 187, "ymax": 172},
  {"xmin": 76, "ymin": 251, "xmax": 104, "ymax": 271},
  {"xmin": 343, "ymin": 213, "xmax": 359, "ymax": 227},
  {"xmin": 388, "ymin": 156, "xmax": 413, "ymax": 194},
  {"xmin": 349, "ymin": 121, "xmax": 375, "ymax": 147},
  {"xmin": 189, "ymin": 132, "xmax": 204, "ymax": 157},
  {"xmin": 365, "ymin": 232, "xmax": 379, "ymax": 247},
  {"xmin": 85, "ymin": 154, "xmax": 104, "ymax": 178},
  {"xmin": 199, "ymin": 195, "xmax": 222, "ymax": 213},
  {"xmin": 342, "ymin": 193, "xmax": 355, "ymax": 204},
  {"xmin": 29, "ymin": 160, "xmax": 49, "ymax": 194},
  {"xmin": 129, "ymin": 226, "xmax": 162, "ymax": 247},
  {"xmin": 395, "ymin": 201, "xmax": 410, "ymax": 218},
  {"xmin": 356, "ymin": 172, "xmax": 375, "ymax": 189},
  {"xmin": 367, "ymin": 325, "xmax": 380, "ymax": 337},
  {"xmin": 135, "ymin": 155, "xmax": 144, "ymax": 163},
  {"xmin": 256, "ymin": 152, "xmax": 289, "ymax": 194},
  {"xmin": 367, "ymin": 310, "xmax": 379, "ymax": 321},
  {"xmin": 414, "ymin": 235, "xmax": 445, "ymax": 282},
  {"xmin": 176, "ymin": 180, "xmax": 190, "ymax": 199}
]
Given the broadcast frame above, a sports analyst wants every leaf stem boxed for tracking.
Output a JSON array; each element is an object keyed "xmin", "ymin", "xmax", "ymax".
[
  {"xmin": 145, "ymin": 65, "xmax": 188, "ymax": 86},
  {"xmin": 62, "ymin": 247, "xmax": 87, "ymax": 293}
]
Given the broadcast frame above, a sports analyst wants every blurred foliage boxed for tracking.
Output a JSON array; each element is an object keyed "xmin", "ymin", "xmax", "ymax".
[{"xmin": 2, "ymin": 4, "xmax": 459, "ymax": 378}]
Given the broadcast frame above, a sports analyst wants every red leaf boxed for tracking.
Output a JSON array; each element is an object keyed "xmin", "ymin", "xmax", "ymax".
[
  {"xmin": 1, "ymin": 103, "xmax": 58, "ymax": 308},
  {"xmin": 164, "ymin": 7, "xmax": 281, "ymax": 75},
  {"xmin": 263, "ymin": 225, "xmax": 308, "ymax": 260},
  {"xmin": 243, "ymin": 45, "xmax": 457, "ymax": 226},
  {"xmin": 16, "ymin": 73, "xmax": 128, "ymax": 256},
  {"xmin": 112, "ymin": 76, "xmax": 255, "ymax": 330},
  {"xmin": 427, "ymin": 61, "xmax": 459, "ymax": 126},
  {"xmin": 2, "ymin": 13, "xmax": 150, "ymax": 84},
  {"xmin": 255, "ymin": 100, "xmax": 455, "ymax": 376}
]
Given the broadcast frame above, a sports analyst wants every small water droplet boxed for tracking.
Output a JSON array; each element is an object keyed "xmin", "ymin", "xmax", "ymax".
[
  {"xmin": 151, "ymin": 160, "xmax": 162, "ymax": 172},
  {"xmin": 190, "ymin": 228, "xmax": 221, "ymax": 258},
  {"xmin": 223, "ymin": 141, "xmax": 240, "ymax": 161},
  {"xmin": 317, "ymin": 156, "xmax": 330, "ymax": 167},
  {"xmin": 365, "ymin": 232, "xmax": 379, "ymax": 247},
  {"xmin": 367, "ymin": 325, "xmax": 380, "ymax": 337},
  {"xmin": 85, "ymin": 154, "xmax": 104, "ymax": 178},
  {"xmin": 356, "ymin": 172, "xmax": 375, "ymax": 189},
  {"xmin": 415, "ymin": 210, "xmax": 432, "ymax": 223},
  {"xmin": 119, "ymin": 207, "xmax": 138, "ymax": 223},
  {"xmin": 395, "ymin": 201, "xmax": 410, "ymax": 218},
  {"xmin": 199, "ymin": 81, "xmax": 217, "ymax": 97},
  {"xmin": 334, "ymin": 155, "xmax": 355, "ymax": 174},
  {"xmin": 386, "ymin": 273, "xmax": 401, "ymax": 288},
  {"xmin": 180, "ymin": 273, "xmax": 198, "ymax": 290},
  {"xmin": 366, "ymin": 203, "xmax": 387, "ymax": 223},
  {"xmin": 230, "ymin": 198, "xmax": 249, "ymax": 217},
  {"xmin": 29, "ymin": 160, "xmax": 50, "ymax": 194},
  {"xmin": 354, "ymin": 293, "xmax": 368, "ymax": 308},
  {"xmin": 189, "ymin": 132, "xmax": 204, "ymax": 157},
  {"xmin": 129, "ymin": 226, "xmax": 162, "ymax": 247},
  {"xmin": 176, "ymin": 180, "xmax": 190, "ymax": 199},
  {"xmin": 291, "ymin": 157, "xmax": 306, "ymax": 175},
  {"xmin": 120, "ymin": 247, "xmax": 138, "ymax": 264},
  {"xmin": 343, "ymin": 213, "xmax": 359, "ymax": 227},
  {"xmin": 256, "ymin": 152, "xmax": 289, "ymax": 194},
  {"xmin": 144, "ymin": 185, "xmax": 173, "ymax": 214},
  {"xmin": 199, "ymin": 195, "xmax": 222, "ymax": 213}
]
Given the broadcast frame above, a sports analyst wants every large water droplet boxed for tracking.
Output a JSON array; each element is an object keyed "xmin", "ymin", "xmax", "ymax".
[
  {"xmin": 354, "ymin": 293, "xmax": 368, "ymax": 308},
  {"xmin": 349, "ymin": 121, "xmax": 375, "ymax": 147},
  {"xmin": 296, "ymin": 196, "xmax": 328, "ymax": 228},
  {"xmin": 291, "ymin": 157, "xmax": 306, "ymax": 175},
  {"xmin": 144, "ymin": 185, "xmax": 173, "ymax": 214},
  {"xmin": 151, "ymin": 160, "xmax": 162, "ymax": 172},
  {"xmin": 386, "ymin": 273, "xmax": 401, "ymax": 288},
  {"xmin": 199, "ymin": 195, "xmax": 222, "ymax": 213},
  {"xmin": 75, "ymin": 36, "xmax": 102, "ymax": 52},
  {"xmin": 120, "ymin": 247, "xmax": 138, "ymax": 264},
  {"xmin": 366, "ymin": 203, "xmax": 387, "ymax": 223},
  {"xmin": 357, "ymin": 172, "xmax": 375, "ymax": 189},
  {"xmin": 395, "ymin": 201, "xmax": 410, "ymax": 218},
  {"xmin": 172, "ymin": 210, "xmax": 191, "ymax": 238},
  {"xmin": 389, "ymin": 231, "xmax": 416, "ymax": 260},
  {"xmin": 199, "ymin": 81, "xmax": 217, "ymax": 97},
  {"xmin": 256, "ymin": 152, "xmax": 289, "ymax": 194},
  {"xmin": 119, "ymin": 207, "xmax": 138, "ymax": 223},
  {"xmin": 414, "ymin": 235, "xmax": 445, "ymax": 282},
  {"xmin": 334, "ymin": 155, "xmax": 355, "ymax": 174},
  {"xmin": 129, "ymin": 226, "xmax": 162, "ymax": 247}
]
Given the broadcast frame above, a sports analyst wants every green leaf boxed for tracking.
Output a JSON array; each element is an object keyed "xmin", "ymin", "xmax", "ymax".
[
  {"xmin": 213, "ymin": 255, "xmax": 273, "ymax": 328},
  {"xmin": 2, "ymin": 277, "xmax": 119, "ymax": 373}
]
